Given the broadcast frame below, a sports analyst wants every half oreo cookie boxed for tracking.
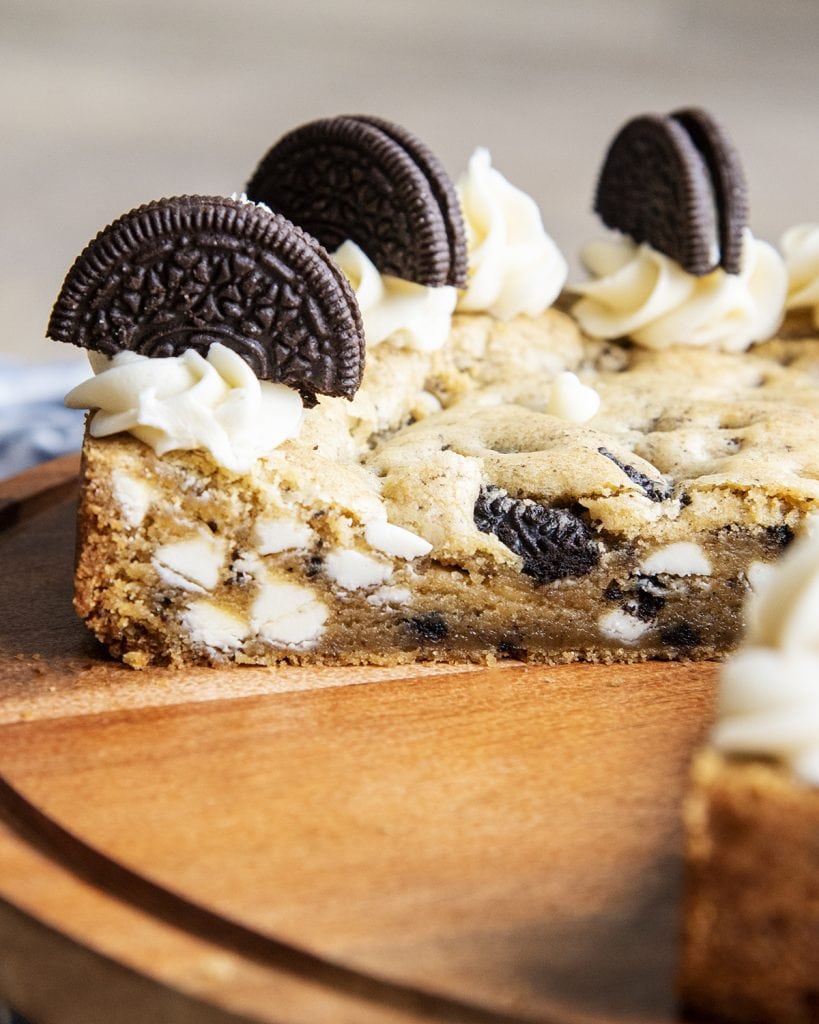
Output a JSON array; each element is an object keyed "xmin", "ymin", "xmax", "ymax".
[
  {"xmin": 594, "ymin": 108, "xmax": 747, "ymax": 276},
  {"xmin": 245, "ymin": 115, "xmax": 467, "ymax": 289},
  {"xmin": 670, "ymin": 107, "xmax": 748, "ymax": 275},
  {"xmin": 47, "ymin": 196, "xmax": 365, "ymax": 403}
]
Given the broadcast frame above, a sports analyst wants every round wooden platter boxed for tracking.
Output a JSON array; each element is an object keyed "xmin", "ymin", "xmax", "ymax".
[{"xmin": 0, "ymin": 456, "xmax": 717, "ymax": 1024}]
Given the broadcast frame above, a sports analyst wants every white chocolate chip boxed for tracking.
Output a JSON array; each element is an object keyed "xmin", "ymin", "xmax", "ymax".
[
  {"xmin": 325, "ymin": 549, "xmax": 392, "ymax": 590},
  {"xmin": 154, "ymin": 529, "xmax": 226, "ymax": 591},
  {"xmin": 254, "ymin": 515, "xmax": 314, "ymax": 554},
  {"xmin": 367, "ymin": 586, "xmax": 413, "ymax": 607},
  {"xmin": 182, "ymin": 601, "xmax": 247, "ymax": 651},
  {"xmin": 546, "ymin": 371, "xmax": 601, "ymax": 424},
  {"xmin": 639, "ymin": 542, "xmax": 712, "ymax": 577},
  {"xmin": 111, "ymin": 470, "xmax": 155, "ymax": 528},
  {"xmin": 599, "ymin": 609, "xmax": 650, "ymax": 643},
  {"xmin": 365, "ymin": 519, "xmax": 432, "ymax": 559},
  {"xmin": 230, "ymin": 551, "xmax": 264, "ymax": 580},
  {"xmin": 250, "ymin": 580, "xmax": 328, "ymax": 646},
  {"xmin": 155, "ymin": 565, "xmax": 207, "ymax": 594}
]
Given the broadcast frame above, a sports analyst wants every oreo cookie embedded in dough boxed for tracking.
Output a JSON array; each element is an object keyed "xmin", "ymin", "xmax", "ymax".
[
  {"xmin": 245, "ymin": 115, "xmax": 467, "ymax": 288},
  {"xmin": 47, "ymin": 196, "xmax": 365, "ymax": 402},
  {"xmin": 594, "ymin": 109, "xmax": 749, "ymax": 276},
  {"xmin": 473, "ymin": 486, "xmax": 599, "ymax": 583}
]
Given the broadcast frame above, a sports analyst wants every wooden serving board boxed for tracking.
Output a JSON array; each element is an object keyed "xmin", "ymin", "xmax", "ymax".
[{"xmin": 0, "ymin": 456, "xmax": 717, "ymax": 1024}]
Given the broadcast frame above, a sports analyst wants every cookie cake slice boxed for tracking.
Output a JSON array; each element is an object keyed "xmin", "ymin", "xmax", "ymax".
[{"xmin": 49, "ymin": 112, "xmax": 819, "ymax": 668}]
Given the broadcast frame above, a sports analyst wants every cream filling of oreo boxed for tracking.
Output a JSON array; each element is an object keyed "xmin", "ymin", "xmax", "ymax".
[
  {"xmin": 456, "ymin": 147, "xmax": 568, "ymax": 320},
  {"xmin": 229, "ymin": 191, "xmax": 274, "ymax": 215},
  {"xmin": 66, "ymin": 344, "xmax": 304, "ymax": 473},
  {"xmin": 781, "ymin": 223, "xmax": 819, "ymax": 327},
  {"xmin": 598, "ymin": 608, "xmax": 650, "ymax": 644},
  {"xmin": 333, "ymin": 240, "xmax": 457, "ymax": 351},
  {"xmin": 703, "ymin": 169, "xmax": 720, "ymax": 269},
  {"xmin": 639, "ymin": 543, "xmax": 711, "ymax": 577},
  {"xmin": 570, "ymin": 229, "xmax": 787, "ymax": 352}
]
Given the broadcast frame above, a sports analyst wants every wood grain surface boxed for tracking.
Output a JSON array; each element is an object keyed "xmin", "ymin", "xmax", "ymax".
[{"xmin": 0, "ymin": 458, "xmax": 719, "ymax": 1024}]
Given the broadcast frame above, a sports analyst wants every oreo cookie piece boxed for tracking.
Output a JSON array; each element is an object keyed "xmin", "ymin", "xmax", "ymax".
[
  {"xmin": 474, "ymin": 486, "xmax": 599, "ymax": 583},
  {"xmin": 47, "ymin": 196, "xmax": 365, "ymax": 402},
  {"xmin": 245, "ymin": 116, "xmax": 467, "ymax": 289},
  {"xmin": 594, "ymin": 109, "xmax": 747, "ymax": 276},
  {"xmin": 597, "ymin": 447, "xmax": 673, "ymax": 503}
]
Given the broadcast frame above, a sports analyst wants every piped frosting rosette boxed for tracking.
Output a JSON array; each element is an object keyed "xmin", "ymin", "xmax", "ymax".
[
  {"xmin": 712, "ymin": 532, "xmax": 819, "ymax": 785},
  {"xmin": 570, "ymin": 107, "xmax": 787, "ymax": 351},
  {"xmin": 781, "ymin": 223, "xmax": 819, "ymax": 329}
]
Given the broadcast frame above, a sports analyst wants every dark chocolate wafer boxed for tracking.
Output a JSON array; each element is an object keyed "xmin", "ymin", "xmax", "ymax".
[
  {"xmin": 594, "ymin": 109, "xmax": 750, "ymax": 276},
  {"xmin": 352, "ymin": 115, "xmax": 468, "ymax": 288},
  {"xmin": 245, "ymin": 116, "xmax": 467, "ymax": 288},
  {"xmin": 671, "ymin": 107, "xmax": 748, "ymax": 275},
  {"xmin": 594, "ymin": 114, "xmax": 718, "ymax": 276},
  {"xmin": 47, "ymin": 196, "xmax": 365, "ymax": 402}
]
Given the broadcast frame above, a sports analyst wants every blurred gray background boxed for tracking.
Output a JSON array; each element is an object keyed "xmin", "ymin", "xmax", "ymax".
[{"xmin": 2, "ymin": 0, "xmax": 818, "ymax": 362}]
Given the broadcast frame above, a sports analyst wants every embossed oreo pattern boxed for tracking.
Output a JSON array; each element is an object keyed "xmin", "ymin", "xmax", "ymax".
[
  {"xmin": 595, "ymin": 114, "xmax": 718, "ymax": 277},
  {"xmin": 47, "ymin": 197, "xmax": 365, "ymax": 401},
  {"xmin": 246, "ymin": 116, "xmax": 466, "ymax": 288},
  {"xmin": 474, "ymin": 486, "xmax": 600, "ymax": 583}
]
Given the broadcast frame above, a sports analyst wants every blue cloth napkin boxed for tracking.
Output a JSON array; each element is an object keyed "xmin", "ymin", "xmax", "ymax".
[{"xmin": 0, "ymin": 359, "xmax": 90, "ymax": 479}]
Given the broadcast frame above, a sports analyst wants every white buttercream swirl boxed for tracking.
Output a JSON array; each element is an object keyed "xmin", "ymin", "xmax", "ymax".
[
  {"xmin": 711, "ymin": 534, "xmax": 819, "ymax": 785},
  {"xmin": 781, "ymin": 223, "xmax": 819, "ymax": 328},
  {"xmin": 65, "ymin": 343, "xmax": 303, "ymax": 473},
  {"xmin": 333, "ymin": 240, "xmax": 456, "ymax": 351},
  {"xmin": 745, "ymin": 534, "xmax": 819, "ymax": 652},
  {"xmin": 714, "ymin": 650, "xmax": 819, "ymax": 785},
  {"xmin": 456, "ymin": 147, "xmax": 567, "ymax": 319},
  {"xmin": 571, "ymin": 230, "xmax": 787, "ymax": 352}
]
